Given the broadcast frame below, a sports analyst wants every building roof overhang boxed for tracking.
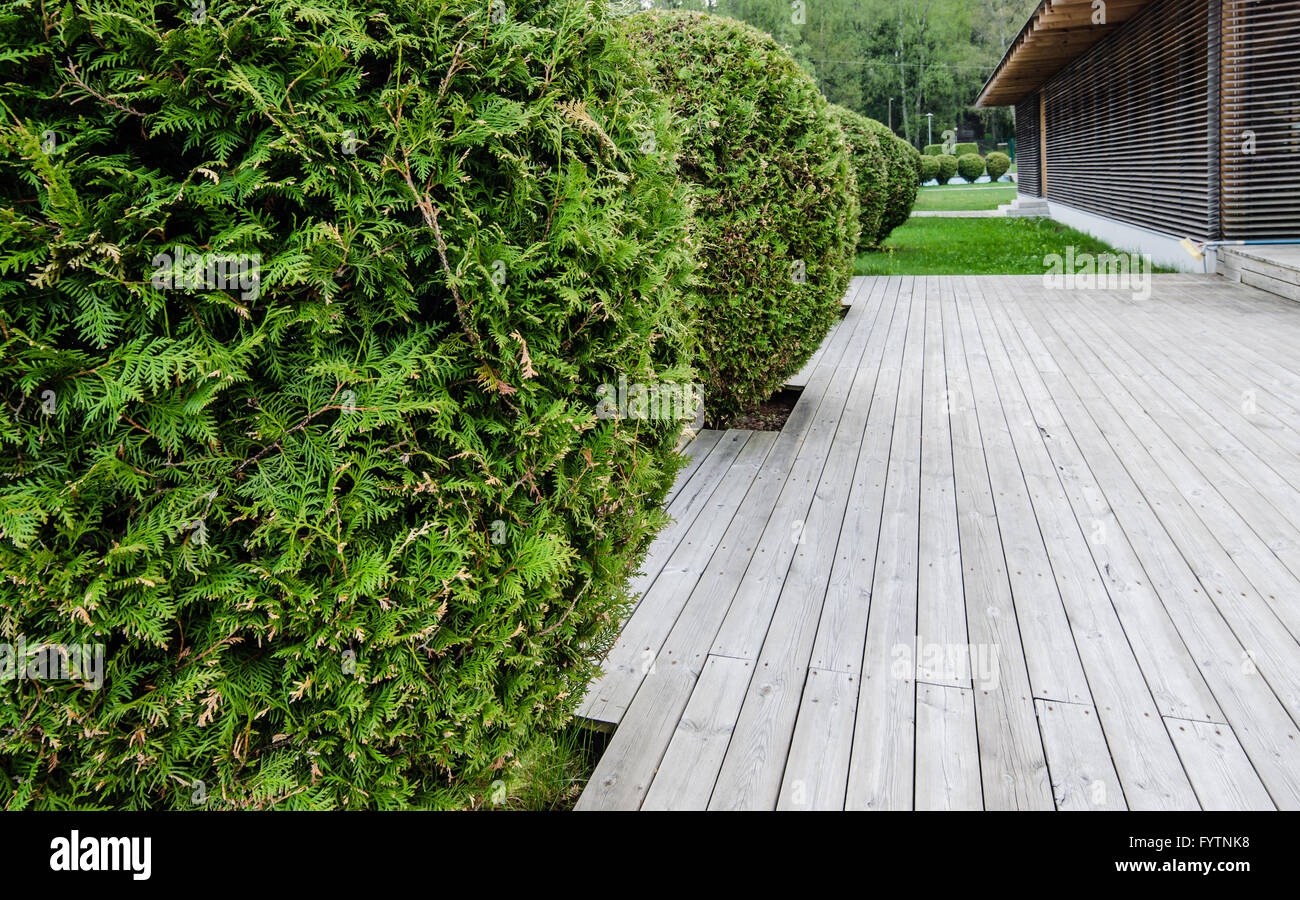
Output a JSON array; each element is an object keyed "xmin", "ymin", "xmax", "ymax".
[{"xmin": 974, "ymin": 0, "xmax": 1158, "ymax": 107}]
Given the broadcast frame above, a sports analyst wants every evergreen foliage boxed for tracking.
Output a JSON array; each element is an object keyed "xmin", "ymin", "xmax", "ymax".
[
  {"xmin": 0, "ymin": 0, "xmax": 695, "ymax": 809},
  {"xmin": 919, "ymin": 155, "xmax": 941, "ymax": 184},
  {"xmin": 957, "ymin": 152, "xmax": 986, "ymax": 182},
  {"xmin": 827, "ymin": 104, "xmax": 888, "ymax": 252},
  {"xmin": 936, "ymin": 153, "xmax": 960, "ymax": 184},
  {"xmin": 985, "ymin": 151, "xmax": 1011, "ymax": 180},
  {"xmin": 866, "ymin": 117, "xmax": 921, "ymax": 245},
  {"xmin": 623, "ymin": 10, "xmax": 858, "ymax": 426}
]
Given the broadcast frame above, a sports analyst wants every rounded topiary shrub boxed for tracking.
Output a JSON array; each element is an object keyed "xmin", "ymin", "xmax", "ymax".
[
  {"xmin": 920, "ymin": 155, "xmax": 941, "ymax": 184},
  {"xmin": 986, "ymin": 151, "xmax": 1012, "ymax": 181},
  {"xmin": 0, "ymin": 0, "xmax": 696, "ymax": 809},
  {"xmin": 957, "ymin": 153, "xmax": 986, "ymax": 182},
  {"xmin": 867, "ymin": 120, "xmax": 921, "ymax": 246},
  {"xmin": 828, "ymin": 105, "xmax": 889, "ymax": 252},
  {"xmin": 624, "ymin": 10, "xmax": 858, "ymax": 426},
  {"xmin": 936, "ymin": 153, "xmax": 960, "ymax": 184}
]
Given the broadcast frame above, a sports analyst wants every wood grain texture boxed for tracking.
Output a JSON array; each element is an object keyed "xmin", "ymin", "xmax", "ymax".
[{"xmin": 577, "ymin": 274, "xmax": 1300, "ymax": 811}]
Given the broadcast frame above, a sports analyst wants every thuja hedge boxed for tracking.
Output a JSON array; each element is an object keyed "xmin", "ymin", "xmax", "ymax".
[
  {"xmin": 957, "ymin": 152, "xmax": 986, "ymax": 182},
  {"xmin": 828, "ymin": 105, "xmax": 888, "ymax": 251},
  {"xmin": 866, "ymin": 118, "xmax": 921, "ymax": 246},
  {"xmin": 936, "ymin": 153, "xmax": 960, "ymax": 184},
  {"xmin": 0, "ymin": 0, "xmax": 697, "ymax": 809},
  {"xmin": 986, "ymin": 151, "xmax": 1012, "ymax": 181},
  {"xmin": 624, "ymin": 10, "xmax": 859, "ymax": 426}
]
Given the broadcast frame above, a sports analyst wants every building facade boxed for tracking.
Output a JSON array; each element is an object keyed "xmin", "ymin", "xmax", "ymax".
[{"xmin": 976, "ymin": 0, "xmax": 1299, "ymax": 269}]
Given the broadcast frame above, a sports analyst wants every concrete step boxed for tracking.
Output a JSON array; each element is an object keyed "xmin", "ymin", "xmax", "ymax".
[
  {"xmin": 998, "ymin": 196, "xmax": 1050, "ymax": 218},
  {"xmin": 1217, "ymin": 245, "xmax": 1300, "ymax": 303}
]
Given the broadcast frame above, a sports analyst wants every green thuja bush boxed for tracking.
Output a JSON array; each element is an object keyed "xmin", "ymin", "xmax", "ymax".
[
  {"xmin": 923, "ymin": 143, "xmax": 945, "ymax": 156},
  {"xmin": 866, "ymin": 119, "xmax": 920, "ymax": 246},
  {"xmin": 985, "ymin": 151, "xmax": 1012, "ymax": 181},
  {"xmin": 828, "ymin": 105, "xmax": 888, "ymax": 252},
  {"xmin": 957, "ymin": 152, "xmax": 986, "ymax": 182},
  {"xmin": 936, "ymin": 153, "xmax": 960, "ymax": 184},
  {"xmin": 953, "ymin": 141, "xmax": 979, "ymax": 158},
  {"xmin": 623, "ymin": 10, "xmax": 858, "ymax": 426},
  {"xmin": 0, "ymin": 0, "xmax": 696, "ymax": 809},
  {"xmin": 919, "ymin": 155, "xmax": 941, "ymax": 184}
]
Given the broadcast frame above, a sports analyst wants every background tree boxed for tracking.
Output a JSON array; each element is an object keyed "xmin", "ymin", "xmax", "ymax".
[{"xmin": 629, "ymin": 0, "xmax": 1037, "ymax": 149}]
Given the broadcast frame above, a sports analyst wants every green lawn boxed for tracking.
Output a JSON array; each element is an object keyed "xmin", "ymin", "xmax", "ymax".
[
  {"xmin": 856, "ymin": 216, "xmax": 1173, "ymax": 276},
  {"xmin": 914, "ymin": 182, "xmax": 1018, "ymax": 211}
]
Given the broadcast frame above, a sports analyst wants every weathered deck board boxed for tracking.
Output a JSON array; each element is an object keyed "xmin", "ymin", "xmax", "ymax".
[
  {"xmin": 578, "ymin": 274, "xmax": 1300, "ymax": 811},
  {"xmin": 940, "ymin": 276, "xmax": 1053, "ymax": 810},
  {"xmin": 968, "ymin": 278, "xmax": 1200, "ymax": 810}
]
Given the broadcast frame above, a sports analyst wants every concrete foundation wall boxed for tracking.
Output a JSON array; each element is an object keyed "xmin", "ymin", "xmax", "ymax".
[{"xmin": 1045, "ymin": 199, "xmax": 1209, "ymax": 274}]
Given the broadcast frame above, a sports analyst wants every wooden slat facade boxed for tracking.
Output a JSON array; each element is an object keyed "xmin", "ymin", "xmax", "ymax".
[
  {"xmin": 994, "ymin": 0, "xmax": 1300, "ymax": 241},
  {"xmin": 1015, "ymin": 91, "xmax": 1042, "ymax": 198},
  {"xmin": 1221, "ymin": 0, "xmax": 1300, "ymax": 238},
  {"xmin": 1042, "ymin": 0, "xmax": 1213, "ymax": 239}
]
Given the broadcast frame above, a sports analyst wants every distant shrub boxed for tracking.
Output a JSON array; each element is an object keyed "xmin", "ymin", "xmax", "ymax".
[
  {"xmin": 957, "ymin": 153, "xmax": 986, "ymax": 182},
  {"xmin": 954, "ymin": 142, "xmax": 980, "ymax": 158},
  {"xmin": 860, "ymin": 118, "xmax": 920, "ymax": 246},
  {"xmin": 828, "ymin": 105, "xmax": 889, "ymax": 251},
  {"xmin": 0, "ymin": 0, "xmax": 695, "ymax": 809},
  {"xmin": 923, "ymin": 143, "xmax": 945, "ymax": 156},
  {"xmin": 920, "ymin": 155, "xmax": 941, "ymax": 183},
  {"xmin": 626, "ymin": 11, "xmax": 859, "ymax": 426},
  {"xmin": 985, "ymin": 151, "xmax": 1012, "ymax": 180},
  {"xmin": 936, "ymin": 153, "xmax": 960, "ymax": 184}
]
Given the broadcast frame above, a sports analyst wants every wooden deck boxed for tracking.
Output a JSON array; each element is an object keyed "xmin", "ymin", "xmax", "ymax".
[{"xmin": 576, "ymin": 273, "xmax": 1300, "ymax": 811}]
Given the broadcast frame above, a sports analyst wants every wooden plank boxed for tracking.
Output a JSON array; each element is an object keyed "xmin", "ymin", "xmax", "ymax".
[
  {"xmin": 915, "ymin": 682, "xmax": 983, "ymax": 810},
  {"xmin": 1166, "ymin": 718, "xmax": 1276, "ymax": 811},
  {"xmin": 776, "ymin": 668, "xmax": 857, "ymax": 810},
  {"xmin": 844, "ymin": 274, "xmax": 928, "ymax": 810},
  {"xmin": 808, "ymin": 279, "xmax": 910, "ymax": 675},
  {"xmin": 583, "ymin": 272, "xmax": 1300, "ymax": 813},
  {"xmin": 577, "ymin": 278, "xmax": 886, "ymax": 809},
  {"xmin": 1085, "ymin": 287, "xmax": 1300, "ymax": 480},
  {"xmin": 662, "ymin": 429, "xmax": 722, "ymax": 508},
  {"xmin": 1034, "ymin": 292, "xmax": 1300, "ymax": 718},
  {"xmin": 985, "ymin": 279, "xmax": 1223, "ymax": 724},
  {"xmin": 625, "ymin": 430, "xmax": 751, "ymax": 616},
  {"xmin": 1036, "ymin": 699, "xmax": 1127, "ymax": 810},
  {"xmin": 918, "ymin": 276, "xmax": 969, "ymax": 686},
  {"xmin": 639, "ymin": 655, "xmax": 753, "ymax": 811},
  {"xmin": 1005, "ymin": 278, "xmax": 1300, "ymax": 809},
  {"xmin": 709, "ymin": 278, "xmax": 895, "ymax": 662},
  {"xmin": 1144, "ymin": 280, "xmax": 1300, "ymax": 393},
  {"xmin": 1038, "ymin": 92, "xmax": 1047, "ymax": 194},
  {"xmin": 707, "ymin": 279, "xmax": 908, "ymax": 809},
  {"xmin": 938, "ymin": 276, "xmax": 1054, "ymax": 810},
  {"xmin": 1057, "ymin": 292, "xmax": 1300, "ymax": 641},
  {"xmin": 578, "ymin": 430, "xmax": 775, "ymax": 724},
  {"xmin": 954, "ymin": 278, "xmax": 1091, "ymax": 705},
  {"xmin": 967, "ymin": 277, "xmax": 1200, "ymax": 809}
]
